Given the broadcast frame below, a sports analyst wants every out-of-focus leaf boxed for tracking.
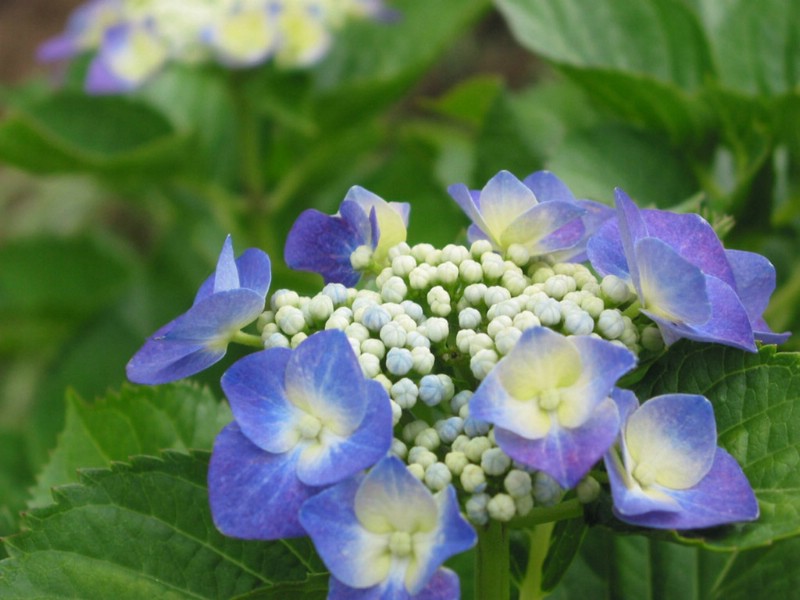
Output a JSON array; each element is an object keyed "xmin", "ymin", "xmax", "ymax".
[{"xmin": 0, "ymin": 93, "xmax": 191, "ymax": 176}]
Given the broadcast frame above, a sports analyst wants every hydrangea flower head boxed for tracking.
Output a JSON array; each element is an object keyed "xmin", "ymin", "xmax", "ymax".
[
  {"xmin": 300, "ymin": 456, "xmax": 476, "ymax": 599},
  {"xmin": 39, "ymin": 0, "xmax": 392, "ymax": 93},
  {"xmin": 285, "ymin": 185, "xmax": 410, "ymax": 285},
  {"xmin": 209, "ymin": 329, "xmax": 393, "ymax": 539},
  {"xmin": 126, "ymin": 235, "xmax": 271, "ymax": 384},
  {"xmin": 605, "ymin": 392, "xmax": 759, "ymax": 529},
  {"xmin": 587, "ymin": 189, "xmax": 789, "ymax": 351},
  {"xmin": 448, "ymin": 170, "xmax": 590, "ymax": 257},
  {"xmin": 469, "ymin": 326, "xmax": 637, "ymax": 488}
]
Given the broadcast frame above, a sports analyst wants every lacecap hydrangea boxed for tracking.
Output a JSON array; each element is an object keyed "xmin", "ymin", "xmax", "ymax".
[
  {"xmin": 128, "ymin": 169, "xmax": 781, "ymax": 598},
  {"xmin": 40, "ymin": 0, "xmax": 393, "ymax": 93}
]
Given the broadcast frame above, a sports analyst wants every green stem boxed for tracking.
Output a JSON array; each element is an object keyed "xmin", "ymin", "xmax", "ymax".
[
  {"xmin": 474, "ymin": 520, "xmax": 510, "ymax": 600},
  {"xmin": 509, "ymin": 498, "xmax": 583, "ymax": 529},
  {"xmin": 231, "ymin": 331, "xmax": 264, "ymax": 348},
  {"xmin": 518, "ymin": 522, "xmax": 555, "ymax": 600},
  {"xmin": 622, "ymin": 300, "xmax": 641, "ymax": 319}
]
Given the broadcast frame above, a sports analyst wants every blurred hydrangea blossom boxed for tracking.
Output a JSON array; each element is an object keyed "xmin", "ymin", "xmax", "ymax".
[{"xmin": 39, "ymin": 0, "xmax": 392, "ymax": 92}]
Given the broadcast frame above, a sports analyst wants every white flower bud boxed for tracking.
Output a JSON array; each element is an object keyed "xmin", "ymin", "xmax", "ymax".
[
  {"xmin": 581, "ymin": 280, "xmax": 602, "ymax": 296},
  {"xmin": 451, "ymin": 390, "xmax": 472, "ymax": 414},
  {"xmin": 533, "ymin": 297, "xmax": 562, "ymax": 326},
  {"xmin": 487, "ymin": 493, "xmax": 516, "ymax": 522},
  {"xmin": 390, "ymin": 437, "xmax": 408, "ymax": 459},
  {"xmin": 402, "ymin": 420, "xmax": 429, "ymax": 444},
  {"xmin": 391, "ymin": 254, "xmax": 417, "ymax": 277},
  {"xmin": 435, "ymin": 417, "xmax": 464, "ymax": 444},
  {"xmin": 459, "ymin": 259, "xmax": 483, "ymax": 283},
  {"xmin": 641, "ymin": 324, "xmax": 665, "ymax": 351},
  {"xmin": 350, "ymin": 245, "xmax": 373, "ymax": 270},
  {"xmin": 494, "ymin": 327, "xmax": 522, "ymax": 355},
  {"xmin": 354, "ymin": 290, "xmax": 381, "ymax": 306},
  {"xmin": 464, "ymin": 283, "xmax": 488, "ymax": 306},
  {"xmin": 451, "ymin": 434, "xmax": 470, "ymax": 452},
  {"xmin": 531, "ymin": 266, "xmax": 555, "ymax": 283},
  {"xmin": 400, "ymin": 300, "xmax": 424, "ymax": 323},
  {"xmin": 601, "ymin": 274, "xmax": 631, "ymax": 304},
  {"xmin": 390, "ymin": 400, "xmax": 402, "ymax": 426},
  {"xmin": 470, "ymin": 349, "xmax": 498, "ymax": 380},
  {"xmin": 514, "ymin": 494, "xmax": 534, "ymax": 516},
  {"xmin": 386, "ymin": 347, "xmax": 413, "ymax": 375},
  {"xmin": 373, "ymin": 373, "xmax": 392, "ymax": 392},
  {"xmin": 427, "ymin": 286, "xmax": 452, "ymax": 317},
  {"xmin": 619, "ymin": 316, "xmax": 639, "ymax": 347},
  {"xmin": 260, "ymin": 323, "xmax": 279, "ymax": 338},
  {"xmin": 307, "ymin": 294, "xmax": 334, "ymax": 323},
  {"xmin": 563, "ymin": 310, "xmax": 594, "ymax": 335},
  {"xmin": 263, "ymin": 332, "xmax": 290, "ymax": 349},
  {"xmin": 456, "ymin": 329, "xmax": 476, "ymax": 354},
  {"xmin": 459, "ymin": 307, "xmax": 482, "ymax": 330},
  {"xmin": 442, "ymin": 244, "xmax": 470, "ymax": 265},
  {"xmin": 382, "ymin": 302, "xmax": 405, "ymax": 319},
  {"xmin": 576, "ymin": 476, "xmax": 601, "ymax": 504},
  {"xmin": 481, "ymin": 447, "xmax": 512, "ymax": 476},
  {"xmin": 321, "ymin": 283, "xmax": 348, "ymax": 305},
  {"xmin": 422, "ymin": 317, "xmax": 449, "ymax": 343},
  {"xmin": 470, "ymin": 239, "xmax": 493, "ymax": 258},
  {"xmin": 543, "ymin": 274, "xmax": 576, "ymax": 299},
  {"xmin": 388, "ymin": 242, "xmax": 411, "ymax": 259},
  {"xmin": 445, "ymin": 451, "xmax": 469, "ymax": 476},
  {"xmin": 461, "ymin": 464, "xmax": 487, "ymax": 493},
  {"xmin": 361, "ymin": 305, "xmax": 391, "ymax": 332},
  {"xmin": 276, "ymin": 306, "xmax": 306, "ymax": 335},
  {"xmin": 410, "ymin": 243, "xmax": 436, "ymax": 263},
  {"xmin": 436, "ymin": 261, "xmax": 459, "ymax": 286},
  {"xmin": 481, "ymin": 253, "xmax": 505, "ymax": 280},
  {"xmin": 466, "ymin": 493, "xmax": 490, "ymax": 525},
  {"xmin": 407, "ymin": 463, "xmax": 425, "ymax": 481},
  {"xmin": 581, "ymin": 295, "xmax": 605, "ymax": 318},
  {"xmin": 418, "ymin": 375, "xmax": 445, "ymax": 406},
  {"xmin": 504, "ymin": 469, "xmax": 533, "ymax": 498},
  {"xmin": 414, "ymin": 428, "xmax": 441, "ymax": 451},
  {"xmin": 406, "ymin": 330, "xmax": 431, "ymax": 349},
  {"xmin": 502, "ymin": 273, "xmax": 528, "ymax": 296},
  {"xmin": 464, "ymin": 417, "xmax": 490, "ymax": 437},
  {"xmin": 391, "ymin": 378, "xmax": 418, "ymax": 409},
  {"xmin": 425, "ymin": 248, "xmax": 443, "ymax": 266},
  {"xmin": 257, "ymin": 310, "xmax": 275, "ymax": 330},
  {"xmin": 290, "ymin": 332, "xmax": 308, "ymax": 348},
  {"xmin": 408, "ymin": 446, "xmax": 438, "ymax": 468},
  {"xmin": 533, "ymin": 471, "xmax": 563, "ymax": 507},
  {"xmin": 344, "ymin": 322, "xmax": 369, "ymax": 342},
  {"xmin": 379, "ymin": 321, "xmax": 407, "ymax": 348},
  {"xmin": 458, "ymin": 403, "xmax": 470, "ymax": 420},
  {"xmin": 464, "ymin": 436, "xmax": 492, "ymax": 462},
  {"xmin": 358, "ymin": 352, "xmax": 381, "ymax": 378},
  {"xmin": 424, "ymin": 462, "xmax": 452, "ymax": 491},
  {"xmin": 270, "ymin": 289, "xmax": 300, "ymax": 311},
  {"xmin": 513, "ymin": 310, "xmax": 540, "ymax": 331},
  {"xmin": 484, "ymin": 285, "xmax": 511, "ymax": 307},
  {"xmin": 597, "ymin": 309, "xmax": 625, "ymax": 339},
  {"xmin": 408, "ymin": 265, "xmax": 434, "ymax": 290},
  {"xmin": 380, "ymin": 276, "xmax": 408, "ymax": 304},
  {"xmin": 487, "ymin": 315, "xmax": 513, "ymax": 338},
  {"xmin": 361, "ymin": 338, "xmax": 386, "ymax": 360},
  {"xmin": 506, "ymin": 243, "xmax": 530, "ymax": 266},
  {"xmin": 468, "ymin": 332, "xmax": 494, "ymax": 355},
  {"xmin": 488, "ymin": 300, "xmax": 520, "ymax": 320},
  {"xmin": 411, "ymin": 346, "xmax": 435, "ymax": 374}
]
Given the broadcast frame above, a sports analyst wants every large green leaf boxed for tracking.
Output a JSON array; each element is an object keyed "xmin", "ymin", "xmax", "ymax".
[
  {"xmin": 0, "ymin": 93, "xmax": 190, "ymax": 176},
  {"xmin": 632, "ymin": 343, "xmax": 800, "ymax": 550},
  {"xmin": 0, "ymin": 452, "xmax": 321, "ymax": 599},
  {"xmin": 28, "ymin": 382, "xmax": 232, "ymax": 508}
]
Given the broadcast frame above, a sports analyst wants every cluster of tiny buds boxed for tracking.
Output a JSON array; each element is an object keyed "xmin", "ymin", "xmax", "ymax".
[{"xmin": 256, "ymin": 241, "xmax": 659, "ymax": 523}]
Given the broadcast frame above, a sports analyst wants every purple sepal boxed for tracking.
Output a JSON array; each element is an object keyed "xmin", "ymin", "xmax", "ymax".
[
  {"xmin": 86, "ymin": 52, "xmax": 135, "ymax": 94},
  {"xmin": 328, "ymin": 567, "xmax": 461, "ymax": 600},
  {"xmin": 495, "ymin": 394, "xmax": 621, "ymax": 489},
  {"xmin": 208, "ymin": 423, "xmax": 317, "ymax": 539}
]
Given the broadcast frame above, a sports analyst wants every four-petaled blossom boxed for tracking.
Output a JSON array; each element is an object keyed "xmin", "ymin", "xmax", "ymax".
[
  {"xmin": 469, "ymin": 327, "xmax": 637, "ymax": 489},
  {"xmin": 587, "ymin": 189, "xmax": 789, "ymax": 351},
  {"xmin": 604, "ymin": 392, "xmax": 758, "ymax": 529},
  {"xmin": 300, "ymin": 456, "xmax": 476, "ymax": 599},
  {"xmin": 448, "ymin": 170, "xmax": 592, "ymax": 257},
  {"xmin": 285, "ymin": 185, "xmax": 410, "ymax": 285},
  {"xmin": 127, "ymin": 235, "xmax": 271, "ymax": 384},
  {"xmin": 209, "ymin": 329, "xmax": 393, "ymax": 539}
]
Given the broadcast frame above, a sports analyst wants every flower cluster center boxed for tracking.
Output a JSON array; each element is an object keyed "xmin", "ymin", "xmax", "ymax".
[
  {"xmin": 388, "ymin": 531, "xmax": 413, "ymax": 558},
  {"xmin": 297, "ymin": 413, "xmax": 323, "ymax": 440}
]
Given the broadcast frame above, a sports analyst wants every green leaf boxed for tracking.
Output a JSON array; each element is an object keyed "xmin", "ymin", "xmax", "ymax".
[
  {"xmin": 541, "ymin": 518, "xmax": 588, "ymax": 592},
  {"xmin": 0, "ymin": 93, "xmax": 190, "ymax": 176},
  {"xmin": 0, "ymin": 452, "xmax": 320, "ymax": 599},
  {"xmin": 633, "ymin": 343, "xmax": 800, "ymax": 550},
  {"xmin": 494, "ymin": 0, "xmax": 713, "ymax": 143},
  {"xmin": 231, "ymin": 574, "xmax": 329, "ymax": 600},
  {"xmin": 546, "ymin": 124, "xmax": 698, "ymax": 206},
  {"xmin": 710, "ymin": 536, "xmax": 800, "ymax": 599},
  {"xmin": 688, "ymin": 0, "xmax": 800, "ymax": 96},
  {"xmin": 28, "ymin": 383, "xmax": 232, "ymax": 508}
]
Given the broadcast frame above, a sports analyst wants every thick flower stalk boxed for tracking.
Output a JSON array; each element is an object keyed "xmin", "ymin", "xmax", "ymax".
[{"xmin": 39, "ymin": 0, "xmax": 392, "ymax": 93}]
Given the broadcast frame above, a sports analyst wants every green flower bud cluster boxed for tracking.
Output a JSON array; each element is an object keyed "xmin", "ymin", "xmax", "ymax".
[{"xmin": 255, "ymin": 241, "xmax": 660, "ymax": 524}]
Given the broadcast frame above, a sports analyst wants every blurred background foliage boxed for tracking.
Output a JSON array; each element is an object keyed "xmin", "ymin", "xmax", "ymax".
[{"xmin": 0, "ymin": 0, "xmax": 798, "ymax": 571}]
